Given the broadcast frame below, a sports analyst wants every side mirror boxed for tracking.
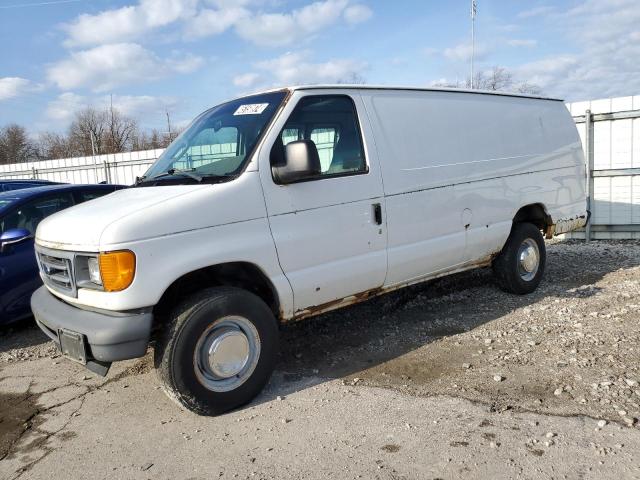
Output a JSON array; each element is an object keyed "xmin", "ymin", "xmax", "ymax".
[
  {"xmin": 272, "ymin": 140, "xmax": 321, "ymax": 184},
  {"xmin": 0, "ymin": 228, "xmax": 32, "ymax": 254}
]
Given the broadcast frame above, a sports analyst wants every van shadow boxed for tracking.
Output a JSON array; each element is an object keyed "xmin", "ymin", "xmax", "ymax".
[
  {"xmin": 0, "ymin": 316, "xmax": 48, "ymax": 354},
  {"xmin": 255, "ymin": 240, "xmax": 639, "ymax": 404}
]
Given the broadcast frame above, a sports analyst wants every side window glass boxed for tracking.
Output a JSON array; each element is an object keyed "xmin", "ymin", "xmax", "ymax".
[
  {"xmin": 77, "ymin": 189, "xmax": 110, "ymax": 203},
  {"xmin": 310, "ymin": 127, "xmax": 337, "ymax": 172},
  {"xmin": 3, "ymin": 183, "xmax": 31, "ymax": 191},
  {"xmin": 0, "ymin": 194, "xmax": 73, "ymax": 235},
  {"xmin": 281, "ymin": 127, "xmax": 301, "ymax": 145},
  {"xmin": 273, "ymin": 96, "xmax": 366, "ymax": 179}
]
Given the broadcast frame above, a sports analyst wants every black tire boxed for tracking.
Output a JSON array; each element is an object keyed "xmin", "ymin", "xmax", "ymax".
[
  {"xmin": 154, "ymin": 287, "xmax": 279, "ymax": 416},
  {"xmin": 492, "ymin": 222, "xmax": 546, "ymax": 295}
]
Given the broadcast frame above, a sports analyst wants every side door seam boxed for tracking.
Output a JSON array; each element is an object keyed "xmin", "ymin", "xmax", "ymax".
[{"xmin": 358, "ymin": 92, "xmax": 390, "ymax": 285}]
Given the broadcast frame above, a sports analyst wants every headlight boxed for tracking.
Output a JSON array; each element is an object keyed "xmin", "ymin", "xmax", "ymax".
[
  {"xmin": 99, "ymin": 250, "xmax": 136, "ymax": 292},
  {"xmin": 87, "ymin": 257, "xmax": 102, "ymax": 285},
  {"xmin": 75, "ymin": 250, "xmax": 136, "ymax": 292}
]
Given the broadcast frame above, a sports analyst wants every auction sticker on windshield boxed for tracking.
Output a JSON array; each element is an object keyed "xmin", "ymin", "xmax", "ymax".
[{"xmin": 234, "ymin": 103, "xmax": 269, "ymax": 115}]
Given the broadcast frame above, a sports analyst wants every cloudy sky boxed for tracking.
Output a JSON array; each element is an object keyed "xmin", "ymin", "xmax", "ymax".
[{"xmin": 1, "ymin": 0, "xmax": 639, "ymax": 132}]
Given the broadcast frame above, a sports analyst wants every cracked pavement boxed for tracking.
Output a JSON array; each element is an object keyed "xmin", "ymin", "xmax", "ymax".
[{"xmin": 1, "ymin": 240, "xmax": 640, "ymax": 479}]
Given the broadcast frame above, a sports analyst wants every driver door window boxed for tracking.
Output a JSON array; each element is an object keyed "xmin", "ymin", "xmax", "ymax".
[{"xmin": 274, "ymin": 96, "xmax": 367, "ymax": 178}]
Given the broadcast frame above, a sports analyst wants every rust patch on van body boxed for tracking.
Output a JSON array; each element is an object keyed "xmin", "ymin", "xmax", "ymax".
[
  {"xmin": 291, "ymin": 257, "xmax": 497, "ymax": 321},
  {"xmin": 546, "ymin": 214, "xmax": 588, "ymax": 238}
]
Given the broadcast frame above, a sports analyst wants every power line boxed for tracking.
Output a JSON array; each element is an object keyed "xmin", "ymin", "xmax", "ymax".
[{"xmin": 0, "ymin": 0, "xmax": 83, "ymax": 9}]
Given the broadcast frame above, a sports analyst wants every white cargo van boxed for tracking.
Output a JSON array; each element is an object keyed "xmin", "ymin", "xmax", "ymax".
[{"xmin": 30, "ymin": 86, "xmax": 587, "ymax": 415}]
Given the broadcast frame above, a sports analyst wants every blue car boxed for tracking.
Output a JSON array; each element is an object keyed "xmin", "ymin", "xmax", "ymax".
[
  {"xmin": 0, "ymin": 183, "xmax": 124, "ymax": 325},
  {"xmin": 0, "ymin": 179, "xmax": 62, "ymax": 192}
]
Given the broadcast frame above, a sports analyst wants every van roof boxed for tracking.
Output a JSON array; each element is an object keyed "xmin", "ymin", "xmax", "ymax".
[{"xmin": 253, "ymin": 85, "xmax": 562, "ymax": 102}]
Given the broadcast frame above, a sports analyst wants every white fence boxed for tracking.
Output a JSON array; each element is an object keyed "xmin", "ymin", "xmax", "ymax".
[
  {"xmin": 567, "ymin": 96, "xmax": 640, "ymax": 239},
  {"xmin": 1, "ymin": 95, "xmax": 640, "ymax": 239},
  {"xmin": 0, "ymin": 148, "xmax": 164, "ymax": 185}
]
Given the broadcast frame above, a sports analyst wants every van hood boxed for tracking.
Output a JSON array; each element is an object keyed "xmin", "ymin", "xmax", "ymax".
[
  {"xmin": 36, "ymin": 185, "xmax": 209, "ymax": 250},
  {"xmin": 35, "ymin": 172, "xmax": 267, "ymax": 251}
]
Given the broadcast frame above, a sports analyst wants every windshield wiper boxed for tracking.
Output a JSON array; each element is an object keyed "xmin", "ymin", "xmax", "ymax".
[
  {"xmin": 134, "ymin": 170, "xmax": 238, "ymax": 186},
  {"xmin": 148, "ymin": 168, "xmax": 203, "ymax": 182}
]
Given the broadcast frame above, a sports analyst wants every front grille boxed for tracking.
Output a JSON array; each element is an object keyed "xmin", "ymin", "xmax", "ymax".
[{"xmin": 36, "ymin": 248, "xmax": 77, "ymax": 297}]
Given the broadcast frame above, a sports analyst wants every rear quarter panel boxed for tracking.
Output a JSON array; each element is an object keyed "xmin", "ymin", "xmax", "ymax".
[{"xmin": 362, "ymin": 89, "xmax": 586, "ymax": 285}]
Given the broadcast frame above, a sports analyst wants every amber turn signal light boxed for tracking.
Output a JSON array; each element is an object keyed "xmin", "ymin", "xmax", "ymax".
[{"xmin": 98, "ymin": 250, "xmax": 136, "ymax": 292}]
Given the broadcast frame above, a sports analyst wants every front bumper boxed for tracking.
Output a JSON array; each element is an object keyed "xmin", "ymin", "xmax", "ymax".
[{"xmin": 31, "ymin": 286, "xmax": 153, "ymax": 364}]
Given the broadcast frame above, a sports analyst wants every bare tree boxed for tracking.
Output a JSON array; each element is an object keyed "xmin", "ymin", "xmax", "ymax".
[
  {"xmin": 452, "ymin": 65, "xmax": 544, "ymax": 95},
  {"xmin": 465, "ymin": 66, "xmax": 513, "ymax": 91},
  {"xmin": 68, "ymin": 107, "xmax": 107, "ymax": 156},
  {"xmin": 150, "ymin": 129, "xmax": 165, "ymax": 149},
  {"xmin": 105, "ymin": 101, "xmax": 137, "ymax": 154},
  {"xmin": 514, "ymin": 81, "xmax": 543, "ymax": 95},
  {"xmin": 0, "ymin": 124, "xmax": 38, "ymax": 164},
  {"xmin": 336, "ymin": 72, "xmax": 367, "ymax": 85},
  {"xmin": 431, "ymin": 79, "xmax": 464, "ymax": 88},
  {"xmin": 486, "ymin": 66, "xmax": 513, "ymax": 91},
  {"xmin": 37, "ymin": 131, "xmax": 74, "ymax": 160}
]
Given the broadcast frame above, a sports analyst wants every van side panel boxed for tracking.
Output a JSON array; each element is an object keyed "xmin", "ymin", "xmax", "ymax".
[{"xmin": 361, "ymin": 90, "xmax": 586, "ymax": 286}]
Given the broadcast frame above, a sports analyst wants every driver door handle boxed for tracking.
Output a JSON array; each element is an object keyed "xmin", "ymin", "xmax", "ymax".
[{"xmin": 373, "ymin": 203, "xmax": 382, "ymax": 225}]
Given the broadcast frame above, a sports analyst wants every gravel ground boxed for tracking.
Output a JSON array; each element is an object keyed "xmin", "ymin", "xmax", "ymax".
[{"xmin": 1, "ymin": 240, "xmax": 639, "ymax": 479}]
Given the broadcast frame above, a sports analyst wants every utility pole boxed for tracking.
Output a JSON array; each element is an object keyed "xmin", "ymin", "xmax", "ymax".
[
  {"xmin": 470, "ymin": 0, "xmax": 477, "ymax": 89},
  {"xmin": 165, "ymin": 110, "xmax": 172, "ymax": 143},
  {"xmin": 90, "ymin": 130, "xmax": 98, "ymax": 183}
]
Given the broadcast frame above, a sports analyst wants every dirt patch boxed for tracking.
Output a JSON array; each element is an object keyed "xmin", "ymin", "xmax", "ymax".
[
  {"xmin": 380, "ymin": 444, "xmax": 400, "ymax": 453},
  {"xmin": 280, "ymin": 240, "xmax": 640, "ymax": 425},
  {"xmin": 449, "ymin": 441, "xmax": 469, "ymax": 447},
  {"xmin": 0, "ymin": 392, "xmax": 40, "ymax": 460}
]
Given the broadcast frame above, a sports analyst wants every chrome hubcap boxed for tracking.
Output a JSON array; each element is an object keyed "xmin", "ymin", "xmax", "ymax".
[
  {"xmin": 207, "ymin": 330, "xmax": 250, "ymax": 378},
  {"xmin": 194, "ymin": 316, "xmax": 260, "ymax": 392},
  {"xmin": 517, "ymin": 238, "xmax": 539, "ymax": 281}
]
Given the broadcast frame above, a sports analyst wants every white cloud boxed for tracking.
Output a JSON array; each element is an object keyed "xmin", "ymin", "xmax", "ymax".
[
  {"xmin": 514, "ymin": 0, "xmax": 640, "ymax": 100},
  {"xmin": 517, "ymin": 5, "xmax": 556, "ymax": 19},
  {"xmin": 515, "ymin": 55, "xmax": 579, "ymax": 89},
  {"xmin": 47, "ymin": 43, "xmax": 203, "ymax": 92},
  {"xmin": 45, "ymin": 92, "xmax": 86, "ymax": 122},
  {"xmin": 187, "ymin": 6, "xmax": 249, "ymax": 39},
  {"xmin": 234, "ymin": 0, "xmax": 367, "ymax": 47},
  {"xmin": 0, "ymin": 77, "xmax": 33, "ymax": 101},
  {"xmin": 252, "ymin": 51, "xmax": 367, "ymax": 85},
  {"xmin": 343, "ymin": 4, "xmax": 372, "ymax": 24},
  {"xmin": 62, "ymin": 0, "xmax": 372, "ymax": 47},
  {"xmin": 443, "ymin": 43, "xmax": 488, "ymax": 62},
  {"xmin": 233, "ymin": 72, "xmax": 261, "ymax": 88},
  {"xmin": 431, "ymin": 1, "xmax": 639, "ymax": 101},
  {"xmin": 507, "ymin": 39, "xmax": 537, "ymax": 48},
  {"xmin": 497, "ymin": 24, "xmax": 519, "ymax": 33},
  {"xmin": 108, "ymin": 94, "xmax": 178, "ymax": 118},
  {"xmin": 64, "ymin": 0, "xmax": 198, "ymax": 47},
  {"xmin": 45, "ymin": 92, "xmax": 178, "ymax": 125}
]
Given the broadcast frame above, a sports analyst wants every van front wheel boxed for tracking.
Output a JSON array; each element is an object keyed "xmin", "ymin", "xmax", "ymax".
[
  {"xmin": 154, "ymin": 287, "xmax": 279, "ymax": 416},
  {"xmin": 492, "ymin": 222, "xmax": 546, "ymax": 295}
]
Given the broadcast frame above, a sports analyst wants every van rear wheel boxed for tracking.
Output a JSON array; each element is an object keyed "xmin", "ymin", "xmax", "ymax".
[
  {"xmin": 154, "ymin": 287, "xmax": 279, "ymax": 416},
  {"xmin": 492, "ymin": 222, "xmax": 546, "ymax": 295}
]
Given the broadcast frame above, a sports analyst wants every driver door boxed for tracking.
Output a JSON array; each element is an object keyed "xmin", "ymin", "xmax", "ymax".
[{"xmin": 259, "ymin": 91, "xmax": 387, "ymax": 314}]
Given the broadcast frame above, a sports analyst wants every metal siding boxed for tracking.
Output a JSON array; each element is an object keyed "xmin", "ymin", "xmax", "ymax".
[{"xmin": 566, "ymin": 95, "xmax": 640, "ymax": 238}]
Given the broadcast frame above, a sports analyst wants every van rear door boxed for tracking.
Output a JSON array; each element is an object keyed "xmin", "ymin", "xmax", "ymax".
[{"xmin": 259, "ymin": 92, "xmax": 387, "ymax": 314}]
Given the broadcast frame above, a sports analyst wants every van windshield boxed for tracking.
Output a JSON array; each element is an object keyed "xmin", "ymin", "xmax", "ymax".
[{"xmin": 140, "ymin": 91, "xmax": 287, "ymax": 185}]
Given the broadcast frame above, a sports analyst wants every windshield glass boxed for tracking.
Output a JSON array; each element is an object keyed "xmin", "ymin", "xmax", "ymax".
[{"xmin": 142, "ymin": 91, "xmax": 287, "ymax": 182}]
